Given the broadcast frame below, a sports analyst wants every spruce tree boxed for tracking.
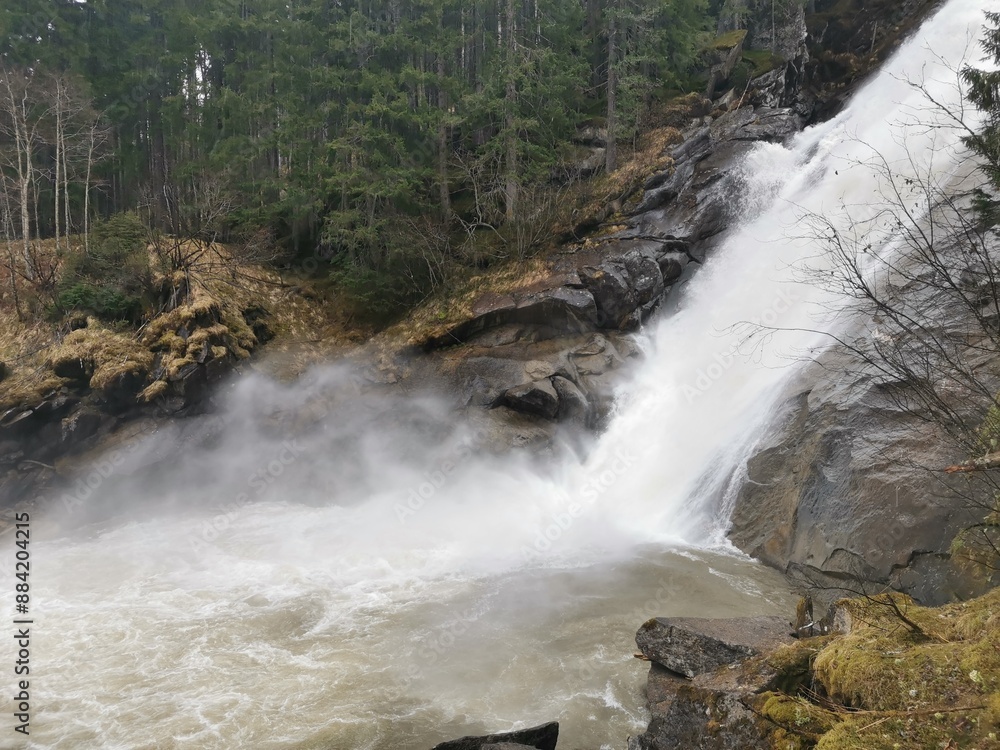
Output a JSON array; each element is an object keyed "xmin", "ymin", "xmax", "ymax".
[{"xmin": 963, "ymin": 10, "xmax": 1000, "ymax": 225}]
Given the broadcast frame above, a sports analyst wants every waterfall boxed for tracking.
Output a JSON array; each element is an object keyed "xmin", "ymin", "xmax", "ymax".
[{"xmin": 4, "ymin": 2, "xmax": 993, "ymax": 748}]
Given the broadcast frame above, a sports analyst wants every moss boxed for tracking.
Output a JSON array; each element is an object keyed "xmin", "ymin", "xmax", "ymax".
[
  {"xmin": 185, "ymin": 323, "xmax": 229, "ymax": 354},
  {"xmin": 150, "ymin": 331, "xmax": 186, "ymax": 356},
  {"xmin": 758, "ymin": 693, "xmax": 840, "ymax": 737},
  {"xmin": 138, "ymin": 379, "xmax": 169, "ymax": 403},
  {"xmin": 707, "ymin": 29, "xmax": 747, "ymax": 50},
  {"xmin": 178, "ymin": 295, "xmax": 223, "ymax": 326},
  {"xmin": 219, "ymin": 308, "xmax": 256, "ymax": 354},
  {"xmin": 743, "ymin": 49, "xmax": 785, "ymax": 77},
  {"xmin": 47, "ymin": 320, "xmax": 153, "ymax": 400},
  {"xmin": 166, "ymin": 356, "xmax": 196, "ymax": 381},
  {"xmin": 768, "ymin": 637, "xmax": 837, "ymax": 694},
  {"xmin": 788, "ymin": 589, "xmax": 1000, "ymax": 749},
  {"xmin": 47, "ymin": 324, "xmax": 154, "ymax": 396},
  {"xmin": 0, "ymin": 372, "xmax": 66, "ymax": 411}
]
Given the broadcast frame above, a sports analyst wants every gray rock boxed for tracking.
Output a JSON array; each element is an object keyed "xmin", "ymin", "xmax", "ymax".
[
  {"xmin": 60, "ymin": 409, "xmax": 105, "ymax": 447},
  {"xmin": 630, "ymin": 106, "xmax": 801, "ymax": 251},
  {"xmin": 580, "ymin": 249, "xmax": 665, "ymax": 330},
  {"xmin": 704, "ymin": 31, "xmax": 746, "ymax": 99},
  {"xmin": 575, "ymin": 125, "xmax": 607, "ymax": 146},
  {"xmin": 431, "ymin": 721, "xmax": 559, "ymax": 750},
  {"xmin": 634, "ymin": 655, "xmax": 781, "ymax": 750},
  {"xmin": 638, "ymin": 685, "xmax": 771, "ymax": 750},
  {"xmin": 635, "ymin": 616, "xmax": 789, "ymax": 678},
  {"xmin": 656, "ymin": 252, "xmax": 687, "ymax": 283},
  {"xmin": 633, "ymin": 608, "xmax": 847, "ymax": 749},
  {"xmin": 499, "ymin": 379, "xmax": 560, "ymax": 421},
  {"xmin": 570, "ymin": 146, "xmax": 606, "ymax": 177},
  {"xmin": 743, "ymin": 0, "xmax": 807, "ymax": 62},
  {"xmin": 726, "ymin": 351, "xmax": 1000, "ymax": 604},
  {"xmin": 551, "ymin": 375, "xmax": 590, "ymax": 424},
  {"xmin": 426, "ymin": 287, "xmax": 599, "ymax": 349}
]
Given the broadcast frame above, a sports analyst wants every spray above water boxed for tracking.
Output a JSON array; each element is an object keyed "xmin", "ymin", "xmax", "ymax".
[{"xmin": 4, "ymin": 1, "xmax": 995, "ymax": 747}]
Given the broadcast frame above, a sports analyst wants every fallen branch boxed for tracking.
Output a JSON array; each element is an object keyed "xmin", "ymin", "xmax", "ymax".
[
  {"xmin": 943, "ymin": 450, "xmax": 1000, "ymax": 473},
  {"xmin": 798, "ymin": 686, "xmax": 985, "ymax": 717}
]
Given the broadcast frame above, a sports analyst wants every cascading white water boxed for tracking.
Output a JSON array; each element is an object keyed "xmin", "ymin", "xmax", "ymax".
[{"xmin": 2, "ymin": 2, "xmax": 993, "ymax": 748}]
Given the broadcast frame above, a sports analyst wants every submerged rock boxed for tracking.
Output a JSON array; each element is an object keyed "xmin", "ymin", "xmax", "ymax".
[{"xmin": 431, "ymin": 721, "xmax": 559, "ymax": 750}]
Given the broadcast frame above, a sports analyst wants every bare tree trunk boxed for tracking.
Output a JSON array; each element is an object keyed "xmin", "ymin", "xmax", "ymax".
[
  {"xmin": 62, "ymin": 104, "xmax": 71, "ymax": 250},
  {"xmin": 1, "ymin": 188, "xmax": 22, "ymax": 319},
  {"xmin": 504, "ymin": 0, "xmax": 518, "ymax": 223},
  {"xmin": 1, "ymin": 69, "xmax": 37, "ymax": 280},
  {"xmin": 605, "ymin": 5, "xmax": 618, "ymax": 173},
  {"xmin": 771, "ymin": 0, "xmax": 776, "ymax": 53},
  {"xmin": 54, "ymin": 77, "xmax": 62, "ymax": 254},
  {"xmin": 436, "ymin": 8, "xmax": 451, "ymax": 221},
  {"xmin": 18, "ymin": 171, "xmax": 32, "ymax": 280},
  {"xmin": 84, "ymin": 123, "xmax": 98, "ymax": 255}
]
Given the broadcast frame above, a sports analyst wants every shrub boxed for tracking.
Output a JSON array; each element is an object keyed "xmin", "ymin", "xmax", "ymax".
[{"xmin": 54, "ymin": 213, "xmax": 151, "ymax": 324}]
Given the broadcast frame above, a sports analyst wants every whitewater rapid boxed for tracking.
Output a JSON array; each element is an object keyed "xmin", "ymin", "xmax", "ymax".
[{"xmin": 1, "ymin": 1, "xmax": 994, "ymax": 747}]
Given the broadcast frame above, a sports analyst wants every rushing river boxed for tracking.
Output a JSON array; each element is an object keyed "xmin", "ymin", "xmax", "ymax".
[{"xmin": 1, "ymin": 0, "xmax": 993, "ymax": 747}]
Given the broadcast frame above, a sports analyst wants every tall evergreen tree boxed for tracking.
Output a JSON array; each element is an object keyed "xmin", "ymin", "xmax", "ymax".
[{"xmin": 963, "ymin": 10, "xmax": 1000, "ymax": 225}]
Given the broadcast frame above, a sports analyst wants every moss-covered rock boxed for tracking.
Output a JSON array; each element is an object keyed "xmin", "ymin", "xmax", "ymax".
[
  {"xmin": 636, "ymin": 590, "xmax": 1000, "ymax": 750},
  {"xmin": 754, "ymin": 693, "xmax": 840, "ymax": 737},
  {"xmin": 47, "ymin": 325, "xmax": 154, "ymax": 393}
]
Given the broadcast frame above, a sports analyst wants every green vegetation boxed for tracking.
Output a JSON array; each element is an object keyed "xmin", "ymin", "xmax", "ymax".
[
  {"xmin": 0, "ymin": 0, "xmax": 719, "ymax": 329},
  {"xmin": 54, "ymin": 214, "xmax": 150, "ymax": 323},
  {"xmin": 755, "ymin": 591, "xmax": 1000, "ymax": 750},
  {"xmin": 708, "ymin": 28, "xmax": 748, "ymax": 50},
  {"xmin": 963, "ymin": 11, "xmax": 1000, "ymax": 225},
  {"xmin": 742, "ymin": 49, "xmax": 784, "ymax": 76}
]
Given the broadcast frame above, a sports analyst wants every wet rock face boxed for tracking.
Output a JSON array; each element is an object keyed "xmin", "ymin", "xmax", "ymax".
[
  {"xmin": 425, "ymin": 98, "xmax": 804, "ymax": 357},
  {"xmin": 629, "ymin": 107, "xmax": 803, "ymax": 249},
  {"xmin": 439, "ymin": 332, "xmax": 633, "ymax": 432},
  {"xmin": 726, "ymin": 356, "xmax": 1000, "ymax": 605},
  {"xmin": 579, "ymin": 249, "xmax": 665, "ymax": 330},
  {"xmin": 499, "ymin": 379, "xmax": 561, "ymax": 421},
  {"xmin": 411, "ymin": 97, "xmax": 810, "ymax": 455}
]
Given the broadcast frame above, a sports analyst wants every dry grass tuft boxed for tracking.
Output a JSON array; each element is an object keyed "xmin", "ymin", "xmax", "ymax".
[{"xmin": 47, "ymin": 323, "xmax": 154, "ymax": 395}]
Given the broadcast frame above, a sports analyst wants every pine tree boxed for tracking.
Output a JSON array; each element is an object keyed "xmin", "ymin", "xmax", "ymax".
[{"xmin": 963, "ymin": 10, "xmax": 1000, "ymax": 225}]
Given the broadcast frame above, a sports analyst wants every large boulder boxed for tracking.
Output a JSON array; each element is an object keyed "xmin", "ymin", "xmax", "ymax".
[
  {"xmin": 703, "ymin": 30, "xmax": 748, "ymax": 99},
  {"xmin": 632, "ymin": 671, "xmax": 775, "ymax": 750},
  {"xmin": 636, "ymin": 616, "xmax": 789, "ymax": 678},
  {"xmin": 580, "ymin": 249, "xmax": 665, "ymax": 330},
  {"xmin": 426, "ymin": 287, "xmax": 599, "ymax": 349},
  {"xmin": 630, "ymin": 618, "xmax": 793, "ymax": 750}
]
